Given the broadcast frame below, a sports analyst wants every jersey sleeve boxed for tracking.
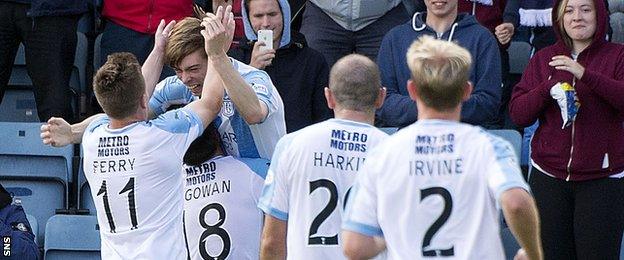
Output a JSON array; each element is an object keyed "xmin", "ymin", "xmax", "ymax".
[
  {"xmin": 485, "ymin": 135, "xmax": 530, "ymax": 208},
  {"xmin": 152, "ymin": 108, "xmax": 204, "ymax": 151},
  {"xmin": 342, "ymin": 149, "xmax": 384, "ymax": 237},
  {"xmin": 244, "ymin": 71, "xmax": 279, "ymax": 123},
  {"xmin": 149, "ymin": 77, "xmax": 195, "ymax": 116},
  {"xmin": 257, "ymin": 135, "xmax": 294, "ymax": 221}
]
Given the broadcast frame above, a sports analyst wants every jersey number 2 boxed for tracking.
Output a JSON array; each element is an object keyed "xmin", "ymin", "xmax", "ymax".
[
  {"xmin": 97, "ymin": 178, "xmax": 138, "ymax": 233},
  {"xmin": 420, "ymin": 187, "xmax": 454, "ymax": 257}
]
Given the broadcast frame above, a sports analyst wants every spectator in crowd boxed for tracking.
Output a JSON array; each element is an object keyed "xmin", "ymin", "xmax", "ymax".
[
  {"xmin": 44, "ymin": 12, "xmax": 225, "ymax": 257},
  {"xmin": 42, "ymin": 7, "xmax": 286, "ymax": 160},
  {"xmin": 182, "ymin": 123, "xmax": 265, "ymax": 260},
  {"xmin": 342, "ymin": 36, "xmax": 542, "ymax": 260},
  {"xmin": 508, "ymin": 0, "xmax": 624, "ymax": 258},
  {"xmin": 98, "ymin": 0, "xmax": 192, "ymax": 76},
  {"xmin": 258, "ymin": 54, "xmax": 388, "ymax": 259},
  {"xmin": 0, "ymin": 0, "xmax": 87, "ymax": 122},
  {"xmin": 229, "ymin": 0, "xmax": 332, "ymax": 132},
  {"xmin": 299, "ymin": 0, "xmax": 409, "ymax": 67},
  {"xmin": 609, "ymin": 0, "xmax": 624, "ymax": 43},
  {"xmin": 376, "ymin": 0, "xmax": 501, "ymax": 128},
  {"xmin": 500, "ymin": 0, "xmax": 556, "ymax": 51},
  {"xmin": 0, "ymin": 184, "xmax": 38, "ymax": 260}
]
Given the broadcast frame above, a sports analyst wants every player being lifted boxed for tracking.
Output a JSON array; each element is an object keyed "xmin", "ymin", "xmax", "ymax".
[
  {"xmin": 341, "ymin": 36, "xmax": 543, "ymax": 260},
  {"xmin": 41, "ymin": 7, "xmax": 233, "ymax": 259},
  {"xmin": 258, "ymin": 54, "xmax": 388, "ymax": 259},
  {"xmin": 182, "ymin": 123, "xmax": 267, "ymax": 259}
]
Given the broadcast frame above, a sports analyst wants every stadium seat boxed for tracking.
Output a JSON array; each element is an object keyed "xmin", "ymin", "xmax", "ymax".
[
  {"xmin": 44, "ymin": 215, "xmax": 101, "ymax": 260},
  {"xmin": 0, "ymin": 122, "xmax": 73, "ymax": 246},
  {"xmin": 71, "ymin": 32, "xmax": 89, "ymax": 118},
  {"xmin": 239, "ymin": 158, "xmax": 271, "ymax": 178},
  {"xmin": 508, "ymin": 41, "xmax": 532, "ymax": 75},
  {"xmin": 379, "ymin": 127, "xmax": 398, "ymax": 135},
  {"xmin": 78, "ymin": 156, "xmax": 97, "ymax": 215},
  {"xmin": 500, "ymin": 227, "xmax": 521, "ymax": 260},
  {"xmin": 93, "ymin": 34, "xmax": 102, "ymax": 72},
  {"xmin": 8, "ymin": 44, "xmax": 31, "ymax": 87},
  {"xmin": 487, "ymin": 129, "xmax": 522, "ymax": 164},
  {"xmin": 26, "ymin": 214, "xmax": 38, "ymax": 243},
  {"xmin": 0, "ymin": 89, "xmax": 39, "ymax": 122}
]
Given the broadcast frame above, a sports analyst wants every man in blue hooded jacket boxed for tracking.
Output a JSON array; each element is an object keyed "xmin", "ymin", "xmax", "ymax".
[
  {"xmin": 229, "ymin": 0, "xmax": 332, "ymax": 133},
  {"xmin": 0, "ymin": 184, "xmax": 38, "ymax": 259},
  {"xmin": 376, "ymin": 0, "xmax": 501, "ymax": 128}
]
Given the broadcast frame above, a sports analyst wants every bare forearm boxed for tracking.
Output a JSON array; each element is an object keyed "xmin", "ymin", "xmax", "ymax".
[
  {"xmin": 502, "ymin": 190, "xmax": 543, "ymax": 260},
  {"xmin": 142, "ymin": 47, "xmax": 166, "ymax": 99},
  {"xmin": 210, "ymin": 54, "xmax": 266, "ymax": 123},
  {"xmin": 342, "ymin": 231, "xmax": 385, "ymax": 260},
  {"xmin": 71, "ymin": 113, "xmax": 104, "ymax": 144},
  {"xmin": 259, "ymin": 244, "xmax": 286, "ymax": 260}
]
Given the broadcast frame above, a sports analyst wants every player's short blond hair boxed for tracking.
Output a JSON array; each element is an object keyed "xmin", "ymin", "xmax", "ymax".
[
  {"xmin": 329, "ymin": 54, "xmax": 381, "ymax": 112},
  {"xmin": 406, "ymin": 36, "xmax": 472, "ymax": 111},
  {"xmin": 93, "ymin": 53, "xmax": 145, "ymax": 119}
]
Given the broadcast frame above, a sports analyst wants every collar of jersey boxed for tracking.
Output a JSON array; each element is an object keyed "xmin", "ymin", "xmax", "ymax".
[
  {"xmin": 414, "ymin": 119, "xmax": 459, "ymax": 126},
  {"xmin": 104, "ymin": 121, "xmax": 144, "ymax": 134},
  {"xmin": 329, "ymin": 118, "xmax": 374, "ymax": 128}
]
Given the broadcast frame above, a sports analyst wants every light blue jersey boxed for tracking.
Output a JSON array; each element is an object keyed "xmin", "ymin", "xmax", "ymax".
[
  {"xmin": 82, "ymin": 108, "xmax": 203, "ymax": 260},
  {"xmin": 149, "ymin": 58, "xmax": 286, "ymax": 159}
]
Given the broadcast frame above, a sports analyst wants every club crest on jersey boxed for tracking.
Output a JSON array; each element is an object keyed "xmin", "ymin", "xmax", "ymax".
[{"xmin": 221, "ymin": 96, "xmax": 235, "ymax": 117}]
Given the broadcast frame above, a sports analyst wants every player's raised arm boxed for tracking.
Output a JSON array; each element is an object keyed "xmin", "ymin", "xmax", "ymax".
[
  {"xmin": 206, "ymin": 6, "xmax": 268, "ymax": 125},
  {"xmin": 40, "ymin": 114, "xmax": 104, "ymax": 146},
  {"xmin": 184, "ymin": 6, "xmax": 232, "ymax": 128},
  {"xmin": 142, "ymin": 19, "xmax": 176, "ymax": 100},
  {"xmin": 501, "ymin": 188, "xmax": 543, "ymax": 260}
]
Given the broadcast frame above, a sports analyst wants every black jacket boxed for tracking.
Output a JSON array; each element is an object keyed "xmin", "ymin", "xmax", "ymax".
[{"xmin": 229, "ymin": 32, "xmax": 332, "ymax": 133}]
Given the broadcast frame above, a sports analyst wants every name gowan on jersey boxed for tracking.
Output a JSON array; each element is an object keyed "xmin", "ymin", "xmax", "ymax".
[
  {"xmin": 184, "ymin": 162, "xmax": 231, "ymax": 201},
  {"xmin": 329, "ymin": 129, "xmax": 368, "ymax": 152},
  {"xmin": 92, "ymin": 135, "xmax": 136, "ymax": 174}
]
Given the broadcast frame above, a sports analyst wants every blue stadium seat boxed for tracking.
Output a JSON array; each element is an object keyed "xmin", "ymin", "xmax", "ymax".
[
  {"xmin": 0, "ymin": 122, "xmax": 73, "ymax": 246},
  {"xmin": 8, "ymin": 44, "xmax": 31, "ymax": 87},
  {"xmin": 71, "ymin": 32, "xmax": 89, "ymax": 118},
  {"xmin": 508, "ymin": 41, "xmax": 533, "ymax": 75},
  {"xmin": 93, "ymin": 34, "xmax": 102, "ymax": 71},
  {"xmin": 239, "ymin": 157, "xmax": 271, "ymax": 178},
  {"xmin": 26, "ymin": 214, "xmax": 38, "ymax": 244},
  {"xmin": 78, "ymin": 156, "xmax": 97, "ymax": 215},
  {"xmin": 500, "ymin": 227, "xmax": 521, "ymax": 260},
  {"xmin": 487, "ymin": 129, "xmax": 522, "ymax": 165},
  {"xmin": 379, "ymin": 127, "xmax": 398, "ymax": 135},
  {"xmin": 0, "ymin": 89, "xmax": 39, "ymax": 122},
  {"xmin": 44, "ymin": 215, "xmax": 101, "ymax": 260}
]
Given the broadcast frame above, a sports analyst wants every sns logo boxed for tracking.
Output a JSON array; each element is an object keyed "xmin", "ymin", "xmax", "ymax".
[{"xmin": 3, "ymin": 236, "xmax": 10, "ymax": 257}]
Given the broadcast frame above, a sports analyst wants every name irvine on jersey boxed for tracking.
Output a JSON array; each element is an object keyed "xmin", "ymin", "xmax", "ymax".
[
  {"xmin": 329, "ymin": 129, "xmax": 368, "ymax": 152},
  {"xmin": 414, "ymin": 134, "xmax": 454, "ymax": 154},
  {"xmin": 97, "ymin": 135, "xmax": 130, "ymax": 157}
]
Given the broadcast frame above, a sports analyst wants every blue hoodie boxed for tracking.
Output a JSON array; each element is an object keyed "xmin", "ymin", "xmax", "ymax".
[{"xmin": 376, "ymin": 12, "xmax": 501, "ymax": 128}]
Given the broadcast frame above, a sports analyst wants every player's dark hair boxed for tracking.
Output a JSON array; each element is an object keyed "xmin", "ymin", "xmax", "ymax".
[{"xmin": 183, "ymin": 123, "xmax": 221, "ymax": 166}]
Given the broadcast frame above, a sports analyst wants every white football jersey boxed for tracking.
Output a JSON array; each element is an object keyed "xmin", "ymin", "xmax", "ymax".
[
  {"xmin": 82, "ymin": 108, "xmax": 203, "ymax": 260},
  {"xmin": 259, "ymin": 118, "xmax": 388, "ymax": 260},
  {"xmin": 182, "ymin": 156, "xmax": 266, "ymax": 260},
  {"xmin": 343, "ymin": 120, "xmax": 529, "ymax": 260}
]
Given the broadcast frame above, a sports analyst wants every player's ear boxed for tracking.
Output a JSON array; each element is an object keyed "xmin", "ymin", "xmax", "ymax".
[
  {"xmin": 374, "ymin": 87, "xmax": 386, "ymax": 109},
  {"xmin": 140, "ymin": 93, "xmax": 148, "ymax": 109},
  {"xmin": 462, "ymin": 82, "xmax": 473, "ymax": 102},
  {"xmin": 407, "ymin": 80, "xmax": 419, "ymax": 102},
  {"xmin": 324, "ymin": 87, "xmax": 335, "ymax": 109}
]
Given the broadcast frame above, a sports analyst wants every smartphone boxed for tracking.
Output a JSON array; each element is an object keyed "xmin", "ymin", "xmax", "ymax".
[{"xmin": 257, "ymin": 30, "xmax": 273, "ymax": 51}]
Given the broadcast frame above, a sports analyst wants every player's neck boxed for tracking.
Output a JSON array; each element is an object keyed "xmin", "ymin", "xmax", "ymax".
[
  {"xmin": 109, "ymin": 114, "xmax": 146, "ymax": 129},
  {"xmin": 417, "ymin": 106, "xmax": 461, "ymax": 122},
  {"xmin": 333, "ymin": 108, "xmax": 375, "ymax": 125}
]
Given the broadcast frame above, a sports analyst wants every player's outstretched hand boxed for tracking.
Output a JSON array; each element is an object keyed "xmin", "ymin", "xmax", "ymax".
[
  {"xmin": 154, "ymin": 19, "xmax": 176, "ymax": 53},
  {"xmin": 200, "ymin": 5, "xmax": 234, "ymax": 57},
  {"xmin": 40, "ymin": 117, "xmax": 72, "ymax": 147}
]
